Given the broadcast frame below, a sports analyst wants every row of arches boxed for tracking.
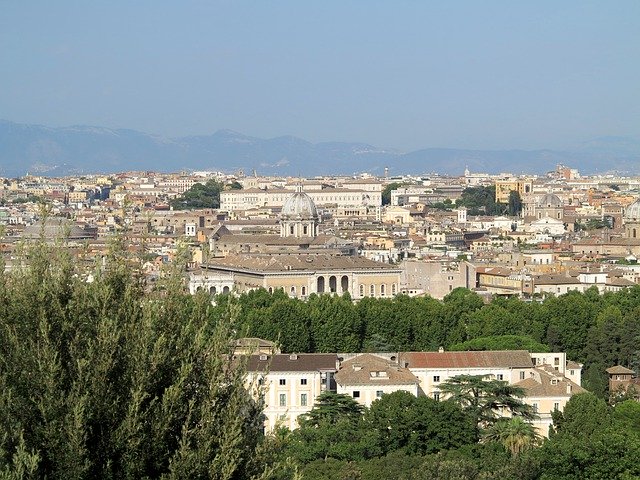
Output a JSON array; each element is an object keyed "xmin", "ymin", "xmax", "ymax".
[
  {"xmin": 317, "ymin": 275, "xmax": 349, "ymax": 294},
  {"xmin": 195, "ymin": 285, "xmax": 231, "ymax": 295}
]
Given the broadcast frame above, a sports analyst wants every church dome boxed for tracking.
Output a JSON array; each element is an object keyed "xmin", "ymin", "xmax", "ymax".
[
  {"xmin": 624, "ymin": 199, "xmax": 640, "ymax": 222},
  {"xmin": 281, "ymin": 187, "xmax": 318, "ymax": 220},
  {"xmin": 537, "ymin": 193, "xmax": 562, "ymax": 208}
]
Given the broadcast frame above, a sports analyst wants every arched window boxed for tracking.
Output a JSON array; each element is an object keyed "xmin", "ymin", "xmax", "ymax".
[
  {"xmin": 210, "ymin": 286, "xmax": 217, "ymax": 294},
  {"xmin": 341, "ymin": 275, "xmax": 349, "ymax": 293},
  {"xmin": 303, "ymin": 225, "xmax": 308, "ymax": 235},
  {"xmin": 317, "ymin": 277, "xmax": 325, "ymax": 293},
  {"xmin": 359, "ymin": 284, "xmax": 364, "ymax": 297},
  {"xmin": 380, "ymin": 284, "xmax": 386, "ymax": 296},
  {"xmin": 370, "ymin": 284, "xmax": 375, "ymax": 296},
  {"xmin": 290, "ymin": 286, "xmax": 296, "ymax": 295},
  {"xmin": 222, "ymin": 286, "xmax": 230, "ymax": 294},
  {"xmin": 301, "ymin": 286, "xmax": 306, "ymax": 296},
  {"xmin": 329, "ymin": 276, "xmax": 337, "ymax": 293},
  {"xmin": 392, "ymin": 283, "xmax": 397, "ymax": 295},
  {"xmin": 268, "ymin": 287, "xmax": 273, "ymax": 294}
]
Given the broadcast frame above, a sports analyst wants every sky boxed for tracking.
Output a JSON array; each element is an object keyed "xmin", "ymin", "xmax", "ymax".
[{"xmin": 1, "ymin": 1, "xmax": 639, "ymax": 151}]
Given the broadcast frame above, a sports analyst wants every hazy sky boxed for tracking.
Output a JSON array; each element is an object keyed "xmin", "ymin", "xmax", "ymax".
[{"xmin": 2, "ymin": 1, "xmax": 639, "ymax": 151}]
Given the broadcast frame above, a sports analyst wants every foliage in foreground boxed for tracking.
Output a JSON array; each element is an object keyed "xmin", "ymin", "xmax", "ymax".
[
  {"xmin": 0, "ymin": 244, "xmax": 284, "ymax": 479},
  {"xmin": 292, "ymin": 392, "xmax": 640, "ymax": 480}
]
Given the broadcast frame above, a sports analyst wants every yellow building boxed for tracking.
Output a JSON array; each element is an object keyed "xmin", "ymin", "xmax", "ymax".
[{"xmin": 495, "ymin": 179, "xmax": 533, "ymax": 203}]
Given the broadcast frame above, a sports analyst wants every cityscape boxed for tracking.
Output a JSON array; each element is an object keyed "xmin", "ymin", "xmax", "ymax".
[{"xmin": 2, "ymin": 1, "xmax": 640, "ymax": 479}]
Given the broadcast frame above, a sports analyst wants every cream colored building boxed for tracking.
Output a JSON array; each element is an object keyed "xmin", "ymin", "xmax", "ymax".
[
  {"xmin": 399, "ymin": 349, "xmax": 584, "ymax": 437},
  {"xmin": 335, "ymin": 353, "xmax": 420, "ymax": 407},
  {"xmin": 194, "ymin": 253, "xmax": 401, "ymax": 300},
  {"xmin": 245, "ymin": 353, "xmax": 338, "ymax": 431},
  {"xmin": 220, "ymin": 187, "xmax": 381, "ymax": 212},
  {"xmin": 515, "ymin": 366, "xmax": 586, "ymax": 436},
  {"xmin": 400, "ymin": 350, "xmax": 536, "ymax": 399}
]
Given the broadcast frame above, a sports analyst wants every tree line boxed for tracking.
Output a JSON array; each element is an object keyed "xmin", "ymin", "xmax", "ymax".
[
  {"xmin": 0, "ymin": 243, "xmax": 288, "ymax": 479},
  {"xmin": 283, "ymin": 390, "xmax": 640, "ymax": 480},
  {"xmin": 215, "ymin": 285, "xmax": 640, "ymax": 398}
]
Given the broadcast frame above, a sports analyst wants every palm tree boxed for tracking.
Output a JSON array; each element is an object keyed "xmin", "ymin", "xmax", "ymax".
[{"xmin": 483, "ymin": 417, "xmax": 542, "ymax": 455}]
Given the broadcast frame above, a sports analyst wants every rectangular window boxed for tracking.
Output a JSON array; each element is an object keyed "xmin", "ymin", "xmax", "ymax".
[
  {"xmin": 279, "ymin": 379, "xmax": 286, "ymax": 386},
  {"xmin": 532, "ymin": 403, "xmax": 538, "ymax": 413},
  {"xmin": 353, "ymin": 391, "xmax": 360, "ymax": 398},
  {"xmin": 553, "ymin": 402, "xmax": 560, "ymax": 411},
  {"xmin": 301, "ymin": 393, "xmax": 308, "ymax": 407},
  {"xmin": 520, "ymin": 371, "xmax": 525, "ymax": 380},
  {"xmin": 497, "ymin": 374, "xmax": 504, "ymax": 381},
  {"xmin": 300, "ymin": 378, "xmax": 307, "ymax": 385},
  {"xmin": 279, "ymin": 394, "xmax": 286, "ymax": 407},
  {"xmin": 433, "ymin": 392, "xmax": 440, "ymax": 401},
  {"xmin": 433, "ymin": 375, "xmax": 440, "ymax": 382},
  {"xmin": 376, "ymin": 390, "xmax": 383, "ymax": 398}
]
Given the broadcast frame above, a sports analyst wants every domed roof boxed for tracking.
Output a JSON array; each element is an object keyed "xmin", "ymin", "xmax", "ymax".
[
  {"xmin": 537, "ymin": 193, "xmax": 562, "ymax": 208},
  {"xmin": 281, "ymin": 187, "xmax": 318, "ymax": 219},
  {"xmin": 624, "ymin": 198, "xmax": 640, "ymax": 222},
  {"xmin": 22, "ymin": 217, "xmax": 93, "ymax": 240}
]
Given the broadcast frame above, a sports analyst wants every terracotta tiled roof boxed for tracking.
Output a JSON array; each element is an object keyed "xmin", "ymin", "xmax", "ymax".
[
  {"xmin": 515, "ymin": 369, "xmax": 586, "ymax": 397},
  {"xmin": 399, "ymin": 350, "xmax": 533, "ymax": 369},
  {"xmin": 606, "ymin": 365, "xmax": 635, "ymax": 375},
  {"xmin": 245, "ymin": 353, "xmax": 338, "ymax": 373},
  {"xmin": 335, "ymin": 354, "xmax": 419, "ymax": 387}
]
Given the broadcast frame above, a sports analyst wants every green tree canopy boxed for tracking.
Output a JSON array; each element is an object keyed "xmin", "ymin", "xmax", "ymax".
[
  {"xmin": 381, "ymin": 182, "xmax": 404, "ymax": 206},
  {"xmin": 449, "ymin": 335, "xmax": 549, "ymax": 352},
  {"xmin": 507, "ymin": 190, "xmax": 523, "ymax": 217},
  {"xmin": 0, "ymin": 243, "xmax": 278, "ymax": 479},
  {"xmin": 169, "ymin": 179, "xmax": 224, "ymax": 209},
  {"xmin": 483, "ymin": 417, "xmax": 541, "ymax": 456},
  {"xmin": 456, "ymin": 186, "xmax": 505, "ymax": 216},
  {"xmin": 439, "ymin": 375, "xmax": 535, "ymax": 428}
]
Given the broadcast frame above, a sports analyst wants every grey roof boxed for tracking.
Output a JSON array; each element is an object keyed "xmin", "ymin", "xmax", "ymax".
[
  {"xmin": 204, "ymin": 253, "xmax": 400, "ymax": 274},
  {"xmin": 22, "ymin": 217, "xmax": 93, "ymax": 240},
  {"xmin": 245, "ymin": 353, "xmax": 337, "ymax": 372}
]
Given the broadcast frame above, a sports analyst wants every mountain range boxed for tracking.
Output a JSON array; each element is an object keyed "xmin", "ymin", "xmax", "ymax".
[{"xmin": 1, "ymin": 120, "xmax": 639, "ymax": 178}]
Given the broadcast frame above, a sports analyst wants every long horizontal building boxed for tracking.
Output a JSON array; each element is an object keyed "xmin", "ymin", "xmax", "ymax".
[
  {"xmin": 220, "ymin": 186, "xmax": 382, "ymax": 211},
  {"xmin": 191, "ymin": 253, "xmax": 402, "ymax": 299},
  {"xmin": 243, "ymin": 348, "xmax": 584, "ymax": 436}
]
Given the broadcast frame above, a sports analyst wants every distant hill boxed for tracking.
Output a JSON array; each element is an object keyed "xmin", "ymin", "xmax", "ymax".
[{"xmin": 0, "ymin": 120, "xmax": 638, "ymax": 177}]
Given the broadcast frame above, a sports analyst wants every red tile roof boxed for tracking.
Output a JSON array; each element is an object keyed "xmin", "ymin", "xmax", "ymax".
[{"xmin": 399, "ymin": 350, "xmax": 533, "ymax": 369}]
